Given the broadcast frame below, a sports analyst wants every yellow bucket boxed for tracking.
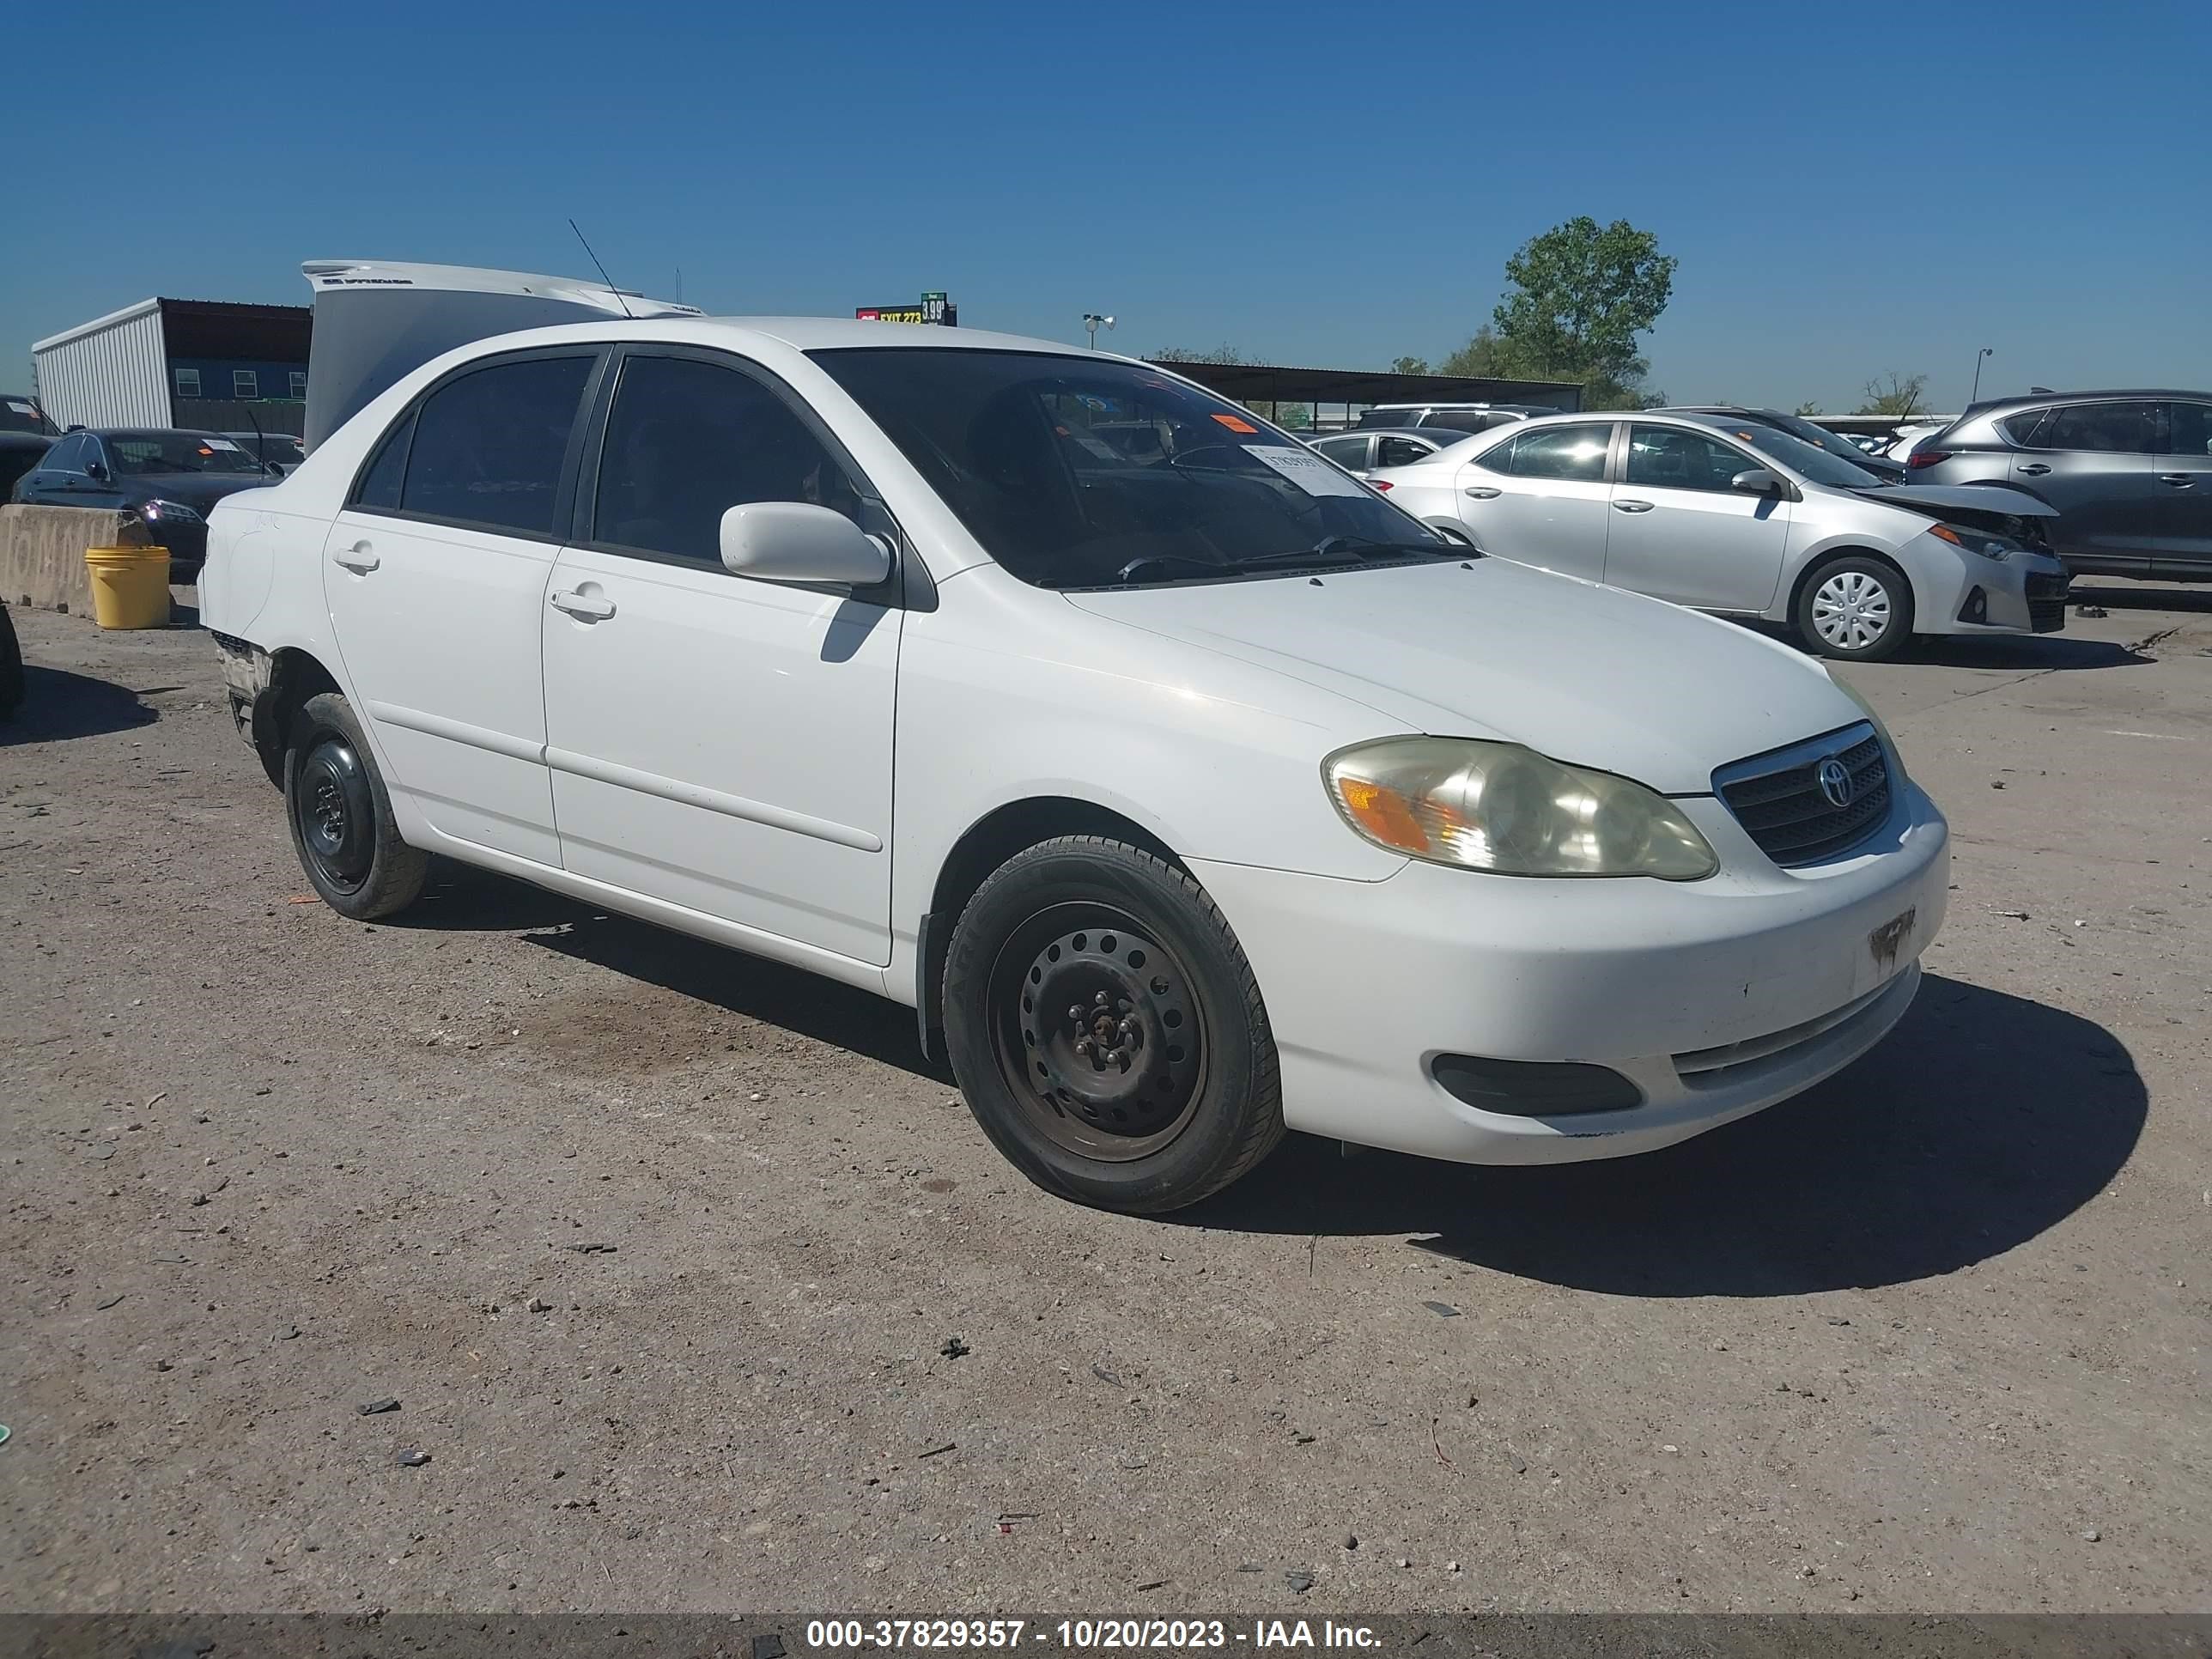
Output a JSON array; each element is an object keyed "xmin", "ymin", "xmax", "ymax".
[{"xmin": 84, "ymin": 544, "xmax": 172, "ymax": 630}]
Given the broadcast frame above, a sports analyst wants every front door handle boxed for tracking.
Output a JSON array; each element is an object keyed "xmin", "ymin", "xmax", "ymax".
[
  {"xmin": 1613, "ymin": 498, "xmax": 1656, "ymax": 513},
  {"xmin": 332, "ymin": 542, "xmax": 380, "ymax": 574},
  {"xmin": 2157, "ymin": 473, "xmax": 2194, "ymax": 488},
  {"xmin": 549, "ymin": 588, "xmax": 616, "ymax": 622},
  {"xmin": 2017, "ymin": 462, "xmax": 2051, "ymax": 476},
  {"xmin": 1462, "ymin": 486, "xmax": 1501, "ymax": 500}
]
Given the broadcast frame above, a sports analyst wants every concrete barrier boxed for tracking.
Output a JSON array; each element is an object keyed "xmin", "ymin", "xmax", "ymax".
[{"xmin": 0, "ymin": 504, "xmax": 153, "ymax": 617}]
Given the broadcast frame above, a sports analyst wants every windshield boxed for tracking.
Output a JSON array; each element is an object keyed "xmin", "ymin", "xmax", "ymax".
[
  {"xmin": 1712, "ymin": 422, "xmax": 1889, "ymax": 489},
  {"xmin": 1, "ymin": 397, "xmax": 55, "ymax": 435},
  {"xmin": 812, "ymin": 349, "xmax": 1446, "ymax": 586},
  {"xmin": 108, "ymin": 433, "xmax": 272, "ymax": 476}
]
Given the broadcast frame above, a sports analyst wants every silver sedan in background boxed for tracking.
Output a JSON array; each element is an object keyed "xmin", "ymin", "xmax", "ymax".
[{"xmin": 1365, "ymin": 410, "xmax": 2071, "ymax": 660}]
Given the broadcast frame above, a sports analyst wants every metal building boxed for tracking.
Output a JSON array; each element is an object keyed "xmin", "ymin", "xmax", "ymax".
[{"xmin": 32, "ymin": 298, "xmax": 313, "ymax": 434}]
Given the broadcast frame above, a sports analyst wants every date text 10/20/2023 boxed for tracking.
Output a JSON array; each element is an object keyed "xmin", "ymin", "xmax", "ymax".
[{"xmin": 804, "ymin": 1621, "xmax": 1383, "ymax": 1650}]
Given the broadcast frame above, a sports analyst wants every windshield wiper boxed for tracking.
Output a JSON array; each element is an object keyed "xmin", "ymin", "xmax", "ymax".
[{"xmin": 1234, "ymin": 535, "xmax": 1462, "ymax": 569}]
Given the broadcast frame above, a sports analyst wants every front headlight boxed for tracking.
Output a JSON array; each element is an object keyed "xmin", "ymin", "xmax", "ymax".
[
  {"xmin": 1929, "ymin": 522, "xmax": 2014, "ymax": 560},
  {"xmin": 1324, "ymin": 738, "xmax": 1719, "ymax": 879},
  {"xmin": 139, "ymin": 499, "xmax": 204, "ymax": 524}
]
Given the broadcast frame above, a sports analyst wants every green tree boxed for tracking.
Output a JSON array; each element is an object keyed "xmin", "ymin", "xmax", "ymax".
[
  {"xmin": 1794, "ymin": 399, "xmax": 1824, "ymax": 417},
  {"xmin": 1855, "ymin": 373, "xmax": 1928, "ymax": 418},
  {"xmin": 1151, "ymin": 344, "xmax": 1249, "ymax": 364},
  {"xmin": 1389, "ymin": 355, "xmax": 1431, "ymax": 376},
  {"xmin": 1490, "ymin": 216, "xmax": 1676, "ymax": 403}
]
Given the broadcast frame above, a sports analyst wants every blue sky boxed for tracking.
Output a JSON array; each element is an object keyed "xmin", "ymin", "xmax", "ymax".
[{"xmin": 9, "ymin": 1, "xmax": 2207, "ymax": 414}]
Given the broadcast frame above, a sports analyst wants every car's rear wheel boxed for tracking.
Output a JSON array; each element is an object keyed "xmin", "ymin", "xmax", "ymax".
[
  {"xmin": 284, "ymin": 691, "xmax": 428, "ymax": 921},
  {"xmin": 942, "ymin": 836, "xmax": 1284, "ymax": 1213},
  {"xmin": 1796, "ymin": 554, "xmax": 1914, "ymax": 661}
]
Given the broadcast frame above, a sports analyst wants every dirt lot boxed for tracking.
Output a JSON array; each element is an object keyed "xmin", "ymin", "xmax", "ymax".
[{"xmin": 3, "ymin": 587, "xmax": 2208, "ymax": 1616}]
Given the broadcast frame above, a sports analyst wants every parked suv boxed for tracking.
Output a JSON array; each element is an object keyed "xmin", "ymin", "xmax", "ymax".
[
  {"xmin": 199, "ymin": 317, "xmax": 1948, "ymax": 1213},
  {"xmin": 1355, "ymin": 402, "xmax": 1558, "ymax": 435},
  {"xmin": 1905, "ymin": 391, "xmax": 2212, "ymax": 580}
]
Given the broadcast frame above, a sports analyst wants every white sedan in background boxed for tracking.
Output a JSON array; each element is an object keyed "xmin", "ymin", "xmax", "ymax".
[{"xmin": 1365, "ymin": 410, "xmax": 2070, "ymax": 660}]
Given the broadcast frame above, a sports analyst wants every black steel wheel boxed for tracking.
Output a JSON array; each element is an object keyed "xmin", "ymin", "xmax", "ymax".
[
  {"xmin": 943, "ymin": 836, "xmax": 1285, "ymax": 1213},
  {"xmin": 283, "ymin": 691, "xmax": 428, "ymax": 921},
  {"xmin": 989, "ymin": 904, "xmax": 1207, "ymax": 1162}
]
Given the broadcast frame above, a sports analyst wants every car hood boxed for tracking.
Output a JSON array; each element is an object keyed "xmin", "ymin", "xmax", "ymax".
[
  {"xmin": 127, "ymin": 472, "xmax": 276, "ymax": 510},
  {"xmin": 1851, "ymin": 482, "xmax": 2057, "ymax": 519},
  {"xmin": 1064, "ymin": 557, "xmax": 1860, "ymax": 794}
]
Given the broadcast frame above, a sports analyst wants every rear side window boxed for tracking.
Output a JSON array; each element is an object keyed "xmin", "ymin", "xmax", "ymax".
[
  {"xmin": 1376, "ymin": 434, "xmax": 1435, "ymax": 467},
  {"xmin": 2165, "ymin": 402, "xmax": 2212, "ymax": 456},
  {"xmin": 387, "ymin": 355, "xmax": 594, "ymax": 535},
  {"xmin": 1357, "ymin": 409, "xmax": 1418, "ymax": 428},
  {"xmin": 1424, "ymin": 410, "xmax": 1488, "ymax": 434},
  {"xmin": 1503, "ymin": 422, "xmax": 1612, "ymax": 482},
  {"xmin": 592, "ymin": 355, "xmax": 863, "ymax": 565},
  {"xmin": 1999, "ymin": 408, "xmax": 2052, "ymax": 447},
  {"xmin": 2044, "ymin": 401, "xmax": 2160, "ymax": 455}
]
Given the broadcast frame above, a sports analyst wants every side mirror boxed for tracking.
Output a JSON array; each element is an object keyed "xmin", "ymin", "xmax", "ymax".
[
  {"xmin": 719, "ymin": 501, "xmax": 890, "ymax": 586},
  {"xmin": 1729, "ymin": 467, "xmax": 1783, "ymax": 495},
  {"xmin": 85, "ymin": 459, "xmax": 109, "ymax": 483}
]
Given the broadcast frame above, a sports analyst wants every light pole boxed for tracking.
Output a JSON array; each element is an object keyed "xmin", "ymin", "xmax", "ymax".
[
  {"xmin": 1083, "ymin": 313, "xmax": 1115, "ymax": 350},
  {"xmin": 1971, "ymin": 346, "xmax": 1993, "ymax": 405}
]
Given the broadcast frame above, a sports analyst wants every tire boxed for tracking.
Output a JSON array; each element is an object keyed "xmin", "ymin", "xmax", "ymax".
[
  {"xmin": 1795, "ymin": 553, "xmax": 1915, "ymax": 662},
  {"xmin": 0, "ymin": 603, "xmax": 21, "ymax": 722},
  {"xmin": 283, "ymin": 691, "xmax": 428, "ymax": 920},
  {"xmin": 941, "ymin": 836, "xmax": 1285, "ymax": 1214}
]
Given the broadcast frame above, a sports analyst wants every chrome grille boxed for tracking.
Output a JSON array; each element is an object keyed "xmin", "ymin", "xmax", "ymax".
[{"xmin": 1713, "ymin": 723, "xmax": 1891, "ymax": 867}]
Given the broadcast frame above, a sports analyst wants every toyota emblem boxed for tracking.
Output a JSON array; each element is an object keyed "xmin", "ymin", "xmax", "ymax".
[{"xmin": 1817, "ymin": 756, "xmax": 1854, "ymax": 809}]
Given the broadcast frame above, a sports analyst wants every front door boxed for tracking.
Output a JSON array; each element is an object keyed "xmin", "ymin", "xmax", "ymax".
[
  {"xmin": 540, "ymin": 349, "xmax": 901, "ymax": 968},
  {"xmin": 1455, "ymin": 420, "xmax": 1616, "ymax": 580},
  {"xmin": 2150, "ymin": 400, "xmax": 2212, "ymax": 577},
  {"xmin": 1602, "ymin": 422, "xmax": 1792, "ymax": 611},
  {"xmin": 319, "ymin": 349, "xmax": 600, "ymax": 866},
  {"xmin": 2014, "ymin": 399, "xmax": 2164, "ymax": 575}
]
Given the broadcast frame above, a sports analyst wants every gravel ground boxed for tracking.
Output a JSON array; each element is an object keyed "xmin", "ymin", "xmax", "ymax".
[{"xmin": 2, "ymin": 586, "xmax": 2208, "ymax": 1615}]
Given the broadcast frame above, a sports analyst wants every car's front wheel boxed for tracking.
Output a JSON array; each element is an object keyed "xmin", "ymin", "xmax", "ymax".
[
  {"xmin": 942, "ymin": 836, "xmax": 1285, "ymax": 1213},
  {"xmin": 283, "ymin": 691, "xmax": 428, "ymax": 920},
  {"xmin": 1796, "ymin": 553, "xmax": 1915, "ymax": 661}
]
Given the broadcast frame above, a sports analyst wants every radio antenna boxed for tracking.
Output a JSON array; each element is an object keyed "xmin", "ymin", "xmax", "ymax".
[{"xmin": 568, "ymin": 218, "xmax": 635, "ymax": 319}]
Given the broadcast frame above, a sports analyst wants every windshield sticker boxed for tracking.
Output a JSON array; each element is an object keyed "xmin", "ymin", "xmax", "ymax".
[
  {"xmin": 203, "ymin": 436, "xmax": 244, "ymax": 451},
  {"xmin": 5, "ymin": 400, "xmax": 33, "ymax": 415},
  {"xmin": 1211, "ymin": 413, "xmax": 1261, "ymax": 434},
  {"xmin": 1242, "ymin": 444, "xmax": 1371, "ymax": 498}
]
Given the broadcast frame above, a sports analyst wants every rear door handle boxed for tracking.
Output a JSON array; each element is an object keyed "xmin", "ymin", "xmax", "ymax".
[
  {"xmin": 332, "ymin": 542, "xmax": 380, "ymax": 574},
  {"xmin": 1613, "ymin": 498, "xmax": 1655, "ymax": 513},
  {"xmin": 1462, "ymin": 486, "xmax": 1501, "ymax": 500},
  {"xmin": 2016, "ymin": 462, "xmax": 2051, "ymax": 476},
  {"xmin": 2157, "ymin": 473, "xmax": 2194, "ymax": 488},
  {"xmin": 549, "ymin": 588, "xmax": 616, "ymax": 622}
]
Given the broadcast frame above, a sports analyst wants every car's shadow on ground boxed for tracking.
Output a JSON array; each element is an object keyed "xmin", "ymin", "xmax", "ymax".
[
  {"xmin": 1727, "ymin": 617, "xmax": 2152, "ymax": 671},
  {"xmin": 1184, "ymin": 974, "xmax": 2145, "ymax": 1296},
  {"xmin": 394, "ymin": 860, "xmax": 953, "ymax": 1085},
  {"xmin": 0, "ymin": 665, "xmax": 160, "ymax": 746}
]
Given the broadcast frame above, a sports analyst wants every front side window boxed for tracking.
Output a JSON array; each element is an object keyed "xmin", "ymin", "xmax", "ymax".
[
  {"xmin": 1506, "ymin": 423, "xmax": 1612, "ymax": 482},
  {"xmin": 1377, "ymin": 434, "xmax": 1437, "ymax": 467},
  {"xmin": 592, "ymin": 355, "xmax": 862, "ymax": 565},
  {"xmin": 1308, "ymin": 434, "xmax": 1373, "ymax": 467},
  {"xmin": 233, "ymin": 370, "xmax": 258, "ymax": 399},
  {"xmin": 2164, "ymin": 402, "xmax": 2212, "ymax": 457},
  {"xmin": 1717, "ymin": 422, "xmax": 1879, "ymax": 489},
  {"xmin": 173, "ymin": 367, "xmax": 202, "ymax": 398},
  {"xmin": 812, "ymin": 349, "xmax": 1445, "ymax": 587},
  {"xmin": 396, "ymin": 355, "xmax": 595, "ymax": 535},
  {"xmin": 1626, "ymin": 425, "xmax": 1759, "ymax": 493},
  {"xmin": 44, "ymin": 434, "xmax": 87, "ymax": 473},
  {"xmin": 2045, "ymin": 401, "xmax": 2160, "ymax": 454}
]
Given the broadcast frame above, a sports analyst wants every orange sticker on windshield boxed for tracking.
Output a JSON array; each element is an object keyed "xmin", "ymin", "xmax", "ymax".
[{"xmin": 1211, "ymin": 414, "xmax": 1260, "ymax": 434}]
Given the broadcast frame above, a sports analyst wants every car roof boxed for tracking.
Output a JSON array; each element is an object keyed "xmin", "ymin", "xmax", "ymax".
[
  {"xmin": 97, "ymin": 428, "xmax": 235, "ymax": 441},
  {"xmin": 1963, "ymin": 387, "xmax": 2209, "ymax": 410},
  {"xmin": 413, "ymin": 314, "xmax": 1116, "ymax": 360}
]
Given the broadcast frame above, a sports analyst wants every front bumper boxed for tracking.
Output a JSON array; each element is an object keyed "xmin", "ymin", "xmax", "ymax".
[
  {"xmin": 1927, "ymin": 546, "xmax": 2069, "ymax": 636},
  {"xmin": 1189, "ymin": 777, "xmax": 1949, "ymax": 1165},
  {"xmin": 145, "ymin": 518, "xmax": 208, "ymax": 577}
]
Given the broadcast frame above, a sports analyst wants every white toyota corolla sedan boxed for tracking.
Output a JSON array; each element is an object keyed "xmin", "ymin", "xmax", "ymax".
[{"xmin": 201, "ymin": 317, "xmax": 1948, "ymax": 1213}]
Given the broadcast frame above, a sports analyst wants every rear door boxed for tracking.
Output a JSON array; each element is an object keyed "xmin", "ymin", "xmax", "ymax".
[
  {"xmin": 1454, "ymin": 421, "xmax": 1615, "ymax": 580},
  {"xmin": 1602, "ymin": 423, "xmax": 1791, "ymax": 611},
  {"xmin": 320, "ymin": 348, "xmax": 600, "ymax": 866},
  {"xmin": 2151, "ymin": 399, "xmax": 2212, "ymax": 576},
  {"xmin": 539, "ymin": 347, "xmax": 902, "ymax": 967},
  {"xmin": 2013, "ymin": 399, "xmax": 2163, "ymax": 574}
]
